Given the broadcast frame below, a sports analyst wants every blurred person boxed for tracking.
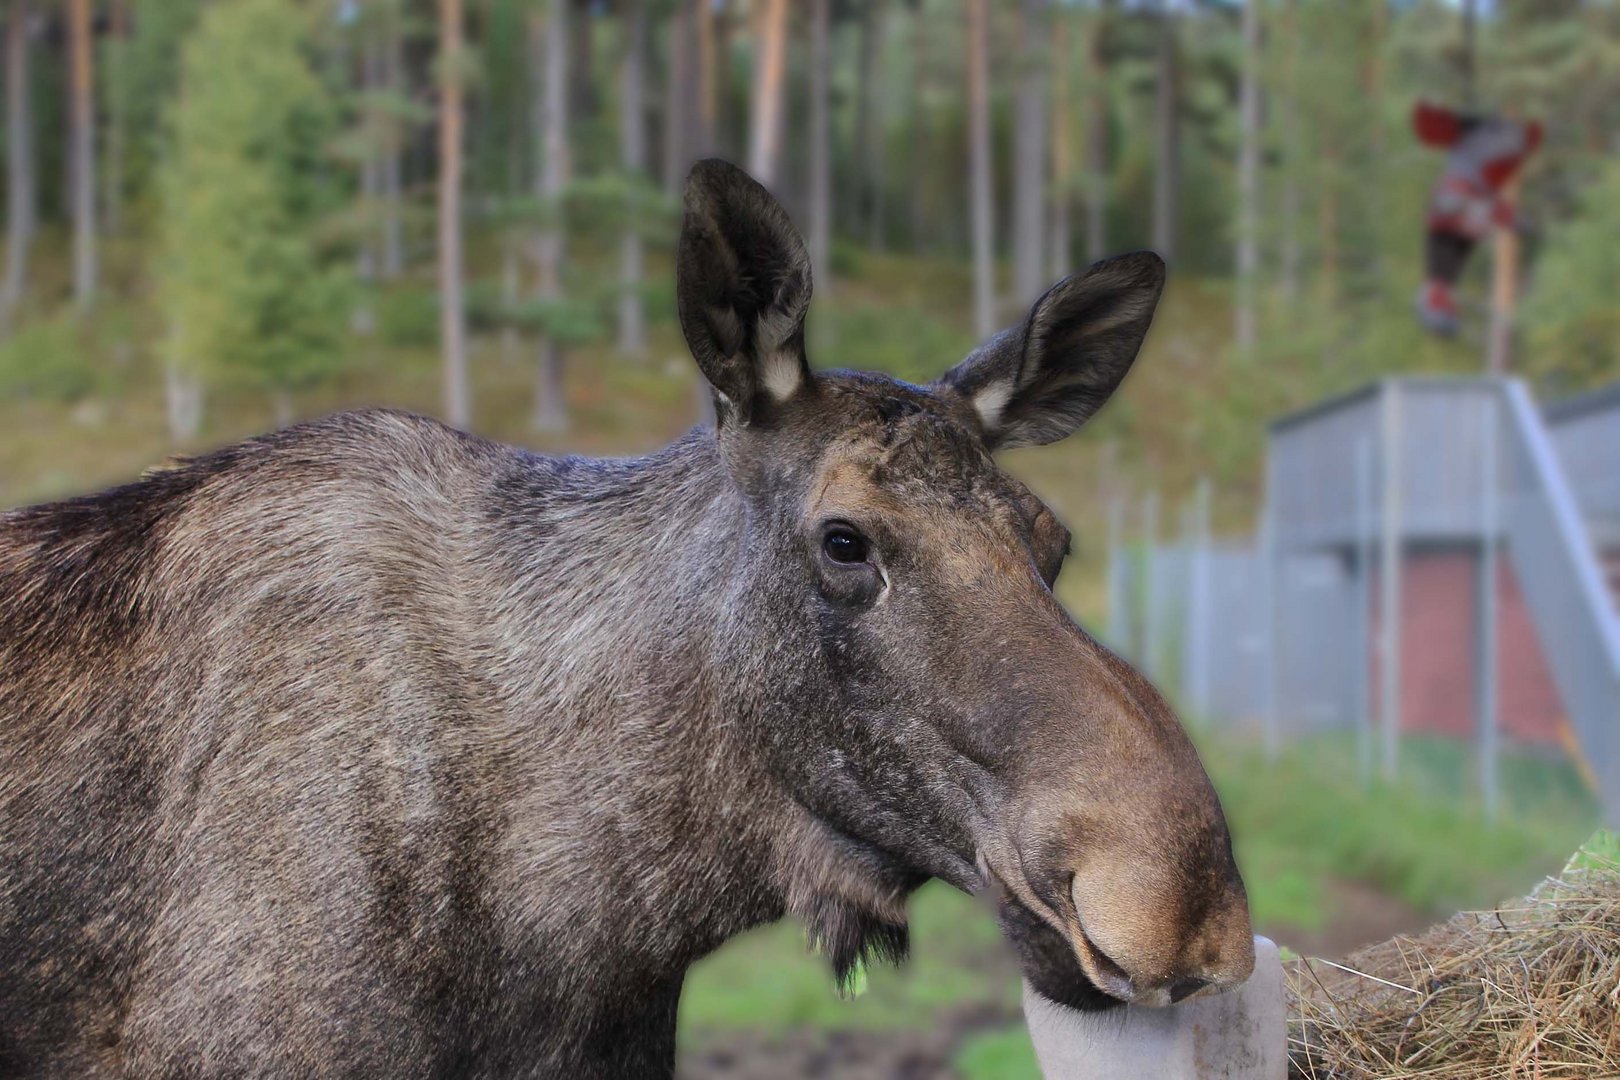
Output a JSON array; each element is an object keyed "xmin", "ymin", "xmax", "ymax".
[{"xmin": 1412, "ymin": 100, "xmax": 1541, "ymax": 336}]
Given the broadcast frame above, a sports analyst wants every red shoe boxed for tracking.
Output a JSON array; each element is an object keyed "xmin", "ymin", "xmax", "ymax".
[{"xmin": 1416, "ymin": 280, "xmax": 1461, "ymax": 336}]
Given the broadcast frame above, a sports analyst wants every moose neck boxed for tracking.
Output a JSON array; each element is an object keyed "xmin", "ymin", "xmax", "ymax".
[{"xmin": 476, "ymin": 428, "xmax": 896, "ymax": 1022}]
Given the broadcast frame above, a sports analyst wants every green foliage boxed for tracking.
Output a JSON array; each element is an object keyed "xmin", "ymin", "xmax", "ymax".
[
  {"xmin": 158, "ymin": 0, "xmax": 345, "ymax": 396},
  {"xmin": 1523, "ymin": 160, "xmax": 1620, "ymax": 395},
  {"xmin": 0, "ymin": 314, "xmax": 100, "ymax": 403},
  {"xmin": 467, "ymin": 286, "xmax": 608, "ymax": 346},
  {"xmin": 374, "ymin": 286, "xmax": 441, "ymax": 350},
  {"xmin": 547, "ymin": 174, "xmax": 677, "ymax": 238},
  {"xmin": 102, "ymin": 0, "xmax": 205, "ymax": 220},
  {"xmin": 828, "ymin": 239, "xmax": 866, "ymax": 280},
  {"xmin": 808, "ymin": 304, "xmax": 976, "ymax": 386}
]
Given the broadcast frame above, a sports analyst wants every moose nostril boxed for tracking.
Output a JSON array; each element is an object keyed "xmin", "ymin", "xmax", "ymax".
[{"xmin": 1167, "ymin": 976, "xmax": 1210, "ymax": 1004}]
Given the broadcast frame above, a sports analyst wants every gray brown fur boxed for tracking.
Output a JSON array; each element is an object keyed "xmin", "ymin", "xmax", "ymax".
[{"xmin": 1, "ymin": 161, "xmax": 1251, "ymax": 1078}]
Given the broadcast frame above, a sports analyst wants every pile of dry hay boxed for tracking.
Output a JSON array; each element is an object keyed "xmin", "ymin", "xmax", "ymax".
[{"xmin": 1287, "ymin": 852, "xmax": 1620, "ymax": 1079}]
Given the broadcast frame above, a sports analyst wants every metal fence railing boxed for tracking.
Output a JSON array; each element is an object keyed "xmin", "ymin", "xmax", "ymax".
[{"xmin": 1108, "ymin": 378, "xmax": 1620, "ymax": 826}]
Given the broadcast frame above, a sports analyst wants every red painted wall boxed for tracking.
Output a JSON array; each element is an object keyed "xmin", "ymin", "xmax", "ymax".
[{"xmin": 1370, "ymin": 551, "xmax": 1565, "ymax": 746}]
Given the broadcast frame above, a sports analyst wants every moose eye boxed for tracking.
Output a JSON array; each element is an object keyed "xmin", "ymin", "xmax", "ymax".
[{"xmin": 822, "ymin": 526, "xmax": 870, "ymax": 564}]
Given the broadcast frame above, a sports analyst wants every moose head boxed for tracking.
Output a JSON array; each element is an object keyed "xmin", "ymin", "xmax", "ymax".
[{"xmin": 676, "ymin": 160, "xmax": 1254, "ymax": 1010}]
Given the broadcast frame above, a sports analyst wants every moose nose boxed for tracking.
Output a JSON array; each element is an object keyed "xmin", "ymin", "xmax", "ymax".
[
  {"xmin": 1068, "ymin": 867, "xmax": 1255, "ymax": 1007},
  {"xmin": 1168, "ymin": 976, "xmax": 1211, "ymax": 1004}
]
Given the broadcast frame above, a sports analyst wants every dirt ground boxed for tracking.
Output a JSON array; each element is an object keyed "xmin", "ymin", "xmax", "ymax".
[
  {"xmin": 679, "ymin": 1003, "xmax": 1018, "ymax": 1080},
  {"xmin": 1262, "ymin": 878, "xmax": 1434, "ymax": 960}
]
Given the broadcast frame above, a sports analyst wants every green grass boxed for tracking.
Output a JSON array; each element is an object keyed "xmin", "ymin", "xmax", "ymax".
[
  {"xmin": 1566, "ymin": 828, "xmax": 1620, "ymax": 873},
  {"xmin": 1203, "ymin": 733, "xmax": 1599, "ymax": 930},
  {"xmin": 954, "ymin": 1026, "xmax": 1041, "ymax": 1080},
  {"xmin": 678, "ymin": 882, "xmax": 1017, "ymax": 1042}
]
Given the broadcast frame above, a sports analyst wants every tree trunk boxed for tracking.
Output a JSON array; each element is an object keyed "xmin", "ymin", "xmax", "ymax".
[
  {"xmin": 617, "ymin": 0, "xmax": 647, "ymax": 357},
  {"xmin": 662, "ymin": 3, "xmax": 691, "ymax": 192},
  {"xmin": 1048, "ymin": 9, "xmax": 1071, "ymax": 279},
  {"xmin": 807, "ymin": 0, "xmax": 831, "ymax": 280},
  {"xmin": 68, "ymin": 0, "xmax": 97, "ymax": 311},
  {"xmin": 102, "ymin": 0, "xmax": 127, "ymax": 236},
  {"xmin": 1234, "ymin": 0, "xmax": 1260, "ymax": 354},
  {"xmin": 1278, "ymin": 0, "xmax": 1300, "ymax": 300},
  {"xmin": 1, "ymin": 1, "xmax": 35, "ymax": 329},
  {"xmin": 1319, "ymin": 142, "xmax": 1339, "ymax": 303},
  {"xmin": 1084, "ymin": 4, "xmax": 1109, "ymax": 264},
  {"xmin": 1151, "ymin": 1, "xmax": 1178, "ymax": 263},
  {"xmin": 856, "ymin": 0, "xmax": 887, "ymax": 250},
  {"xmin": 380, "ymin": 0, "xmax": 405, "ymax": 279},
  {"xmin": 746, "ymin": 0, "xmax": 788, "ymax": 186},
  {"xmin": 1012, "ymin": 0, "xmax": 1048, "ymax": 305},
  {"xmin": 569, "ymin": 0, "xmax": 595, "ymax": 128},
  {"xmin": 694, "ymin": 0, "xmax": 717, "ymax": 157},
  {"xmin": 272, "ymin": 388, "xmax": 295, "ymax": 430},
  {"xmin": 501, "ymin": 230, "xmax": 520, "ymax": 358},
  {"xmin": 439, "ymin": 0, "xmax": 471, "ymax": 428},
  {"xmin": 355, "ymin": 27, "xmax": 384, "ymax": 335},
  {"xmin": 1362, "ymin": 0, "xmax": 1385, "ymax": 278},
  {"xmin": 165, "ymin": 356, "xmax": 204, "ymax": 443},
  {"xmin": 907, "ymin": 6, "xmax": 931, "ymax": 253},
  {"xmin": 966, "ymin": 0, "xmax": 995, "ymax": 338},
  {"xmin": 533, "ymin": 0, "xmax": 570, "ymax": 432}
]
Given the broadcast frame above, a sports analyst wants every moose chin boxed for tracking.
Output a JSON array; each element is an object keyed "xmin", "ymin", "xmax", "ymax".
[{"xmin": 0, "ymin": 159, "xmax": 1251, "ymax": 1078}]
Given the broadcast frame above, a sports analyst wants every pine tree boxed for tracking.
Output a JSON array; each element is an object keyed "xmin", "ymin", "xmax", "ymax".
[
  {"xmin": 1, "ymin": 1, "xmax": 35, "ymax": 329},
  {"xmin": 159, "ymin": 0, "xmax": 343, "ymax": 436},
  {"xmin": 109, "ymin": 0, "xmax": 203, "ymax": 222},
  {"xmin": 1012, "ymin": 0, "xmax": 1048, "ymax": 305},
  {"xmin": 807, "ymin": 0, "xmax": 831, "ymax": 280},
  {"xmin": 1524, "ymin": 160, "xmax": 1620, "ymax": 393},
  {"xmin": 532, "ymin": 0, "xmax": 570, "ymax": 432},
  {"xmin": 1234, "ymin": 0, "xmax": 1260, "ymax": 354},
  {"xmin": 747, "ymin": 0, "xmax": 789, "ymax": 186},
  {"xmin": 966, "ymin": 0, "xmax": 995, "ymax": 337},
  {"xmin": 1151, "ymin": 0, "xmax": 1180, "ymax": 263},
  {"xmin": 617, "ymin": 0, "xmax": 648, "ymax": 356},
  {"xmin": 67, "ymin": 0, "xmax": 97, "ymax": 310}
]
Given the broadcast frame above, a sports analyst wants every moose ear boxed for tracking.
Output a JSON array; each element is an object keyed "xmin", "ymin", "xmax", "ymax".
[
  {"xmin": 676, "ymin": 159, "xmax": 813, "ymax": 426},
  {"xmin": 939, "ymin": 251, "xmax": 1164, "ymax": 451}
]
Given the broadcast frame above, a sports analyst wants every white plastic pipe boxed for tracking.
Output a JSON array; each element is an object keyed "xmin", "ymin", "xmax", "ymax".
[{"xmin": 1023, "ymin": 936, "xmax": 1285, "ymax": 1080}]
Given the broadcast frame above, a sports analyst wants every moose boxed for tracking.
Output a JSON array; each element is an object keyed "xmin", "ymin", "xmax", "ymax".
[{"xmin": 0, "ymin": 160, "xmax": 1252, "ymax": 1078}]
